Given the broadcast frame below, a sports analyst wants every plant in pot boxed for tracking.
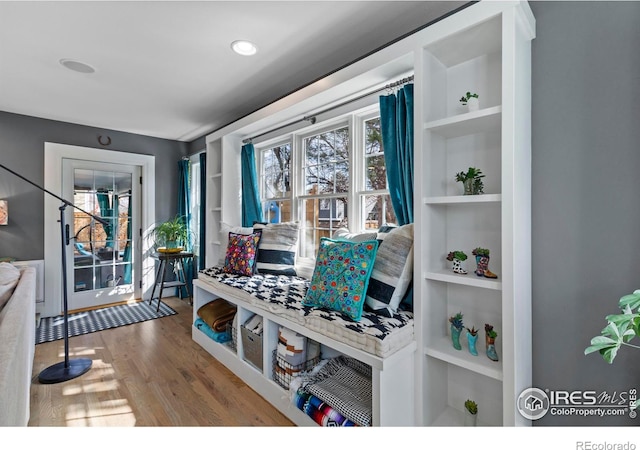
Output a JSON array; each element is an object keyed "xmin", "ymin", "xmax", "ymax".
[
  {"xmin": 460, "ymin": 91, "xmax": 479, "ymax": 111},
  {"xmin": 585, "ymin": 289, "xmax": 640, "ymax": 364},
  {"xmin": 464, "ymin": 399, "xmax": 478, "ymax": 426},
  {"xmin": 455, "ymin": 167, "xmax": 485, "ymax": 195},
  {"xmin": 152, "ymin": 215, "xmax": 189, "ymax": 253},
  {"xmin": 466, "ymin": 325, "xmax": 479, "ymax": 356},
  {"xmin": 472, "ymin": 247, "xmax": 497, "ymax": 279},
  {"xmin": 449, "ymin": 312, "xmax": 464, "ymax": 351},
  {"xmin": 485, "ymin": 324, "xmax": 499, "ymax": 362},
  {"xmin": 447, "ymin": 250, "xmax": 468, "ymax": 275}
]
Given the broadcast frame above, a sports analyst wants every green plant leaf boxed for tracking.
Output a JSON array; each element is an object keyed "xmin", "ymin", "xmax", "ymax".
[
  {"xmin": 584, "ymin": 335, "xmax": 618, "ymax": 354},
  {"xmin": 619, "ymin": 292, "xmax": 640, "ymax": 311}
]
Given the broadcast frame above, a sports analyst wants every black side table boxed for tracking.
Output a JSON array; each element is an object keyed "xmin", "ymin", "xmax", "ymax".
[{"xmin": 149, "ymin": 251, "xmax": 194, "ymax": 311}]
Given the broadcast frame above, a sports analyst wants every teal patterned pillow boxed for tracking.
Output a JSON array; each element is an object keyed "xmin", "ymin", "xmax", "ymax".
[
  {"xmin": 303, "ymin": 237, "xmax": 379, "ymax": 322},
  {"xmin": 222, "ymin": 231, "xmax": 262, "ymax": 276}
]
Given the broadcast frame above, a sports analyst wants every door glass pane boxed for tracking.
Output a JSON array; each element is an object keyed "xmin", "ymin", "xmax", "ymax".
[{"xmin": 72, "ymin": 169, "xmax": 133, "ymax": 292}]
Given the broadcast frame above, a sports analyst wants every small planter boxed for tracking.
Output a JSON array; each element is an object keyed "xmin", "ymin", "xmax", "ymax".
[
  {"xmin": 451, "ymin": 325, "xmax": 463, "ymax": 351},
  {"xmin": 447, "ymin": 251, "xmax": 467, "ymax": 275},
  {"xmin": 464, "ymin": 399, "xmax": 478, "ymax": 426},
  {"xmin": 466, "ymin": 96, "xmax": 479, "ymax": 112},
  {"xmin": 464, "ymin": 409, "xmax": 478, "ymax": 426}
]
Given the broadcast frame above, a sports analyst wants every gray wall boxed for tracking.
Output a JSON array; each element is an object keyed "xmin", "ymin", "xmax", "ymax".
[
  {"xmin": 0, "ymin": 111, "xmax": 187, "ymax": 260},
  {"xmin": 530, "ymin": 1, "xmax": 640, "ymax": 425}
]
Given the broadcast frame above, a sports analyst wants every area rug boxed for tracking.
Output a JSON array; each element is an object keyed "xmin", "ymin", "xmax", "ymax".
[{"xmin": 36, "ymin": 301, "xmax": 178, "ymax": 344}]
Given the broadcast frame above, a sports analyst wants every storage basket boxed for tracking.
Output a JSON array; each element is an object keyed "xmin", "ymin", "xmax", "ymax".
[
  {"xmin": 225, "ymin": 321, "xmax": 237, "ymax": 352},
  {"xmin": 272, "ymin": 349, "xmax": 321, "ymax": 389},
  {"xmin": 241, "ymin": 324, "xmax": 263, "ymax": 370}
]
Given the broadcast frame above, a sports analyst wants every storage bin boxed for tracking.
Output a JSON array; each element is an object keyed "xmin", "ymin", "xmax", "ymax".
[
  {"xmin": 272, "ymin": 342, "xmax": 321, "ymax": 390},
  {"xmin": 225, "ymin": 321, "xmax": 237, "ymax": 352},
  {"xmin": 241, "ymin": 324, "xmax": 263, "ymax": 370}
]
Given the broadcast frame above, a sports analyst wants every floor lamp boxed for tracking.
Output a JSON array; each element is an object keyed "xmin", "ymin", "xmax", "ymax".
[{"xmin": 0, "ymin": 162, "xmax": 104, "ymax": 383}]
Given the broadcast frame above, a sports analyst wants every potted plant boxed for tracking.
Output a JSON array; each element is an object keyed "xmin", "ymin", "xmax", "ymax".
[
  {"xmin": 585, "ymin": 289, "xmax": 640, "ymax": 364},
  {"xmin": 466, "ymin": 326, "xmax": 479, "ymax": 356},
  {"xmin": 472, "ymin": 247, "xmax": 497, "ymax": 279},
  {"xmin": 485, "ymin": 324, "xmax": 499, "ymax": 361},
  {"xmin": 455, "ymin": 167, "xmax": 485, "ymax": 195},
  {"xmin": 152, "ymin": 215, "xmax": 189, "ymax": 252},
  {"xmin": 449, "ymin": 312, "xmax": 464, "ymax": 350},
  {"xmin": 460, "ymin": 91, "xmax": 479, "ymax": 111},
  {"xmin": 464, "ymin": 399, "xmax": 478, "ymax": 426},
  {"xmin": 446, "ymin": 250, "xmax": 468, "ymax": 275}
]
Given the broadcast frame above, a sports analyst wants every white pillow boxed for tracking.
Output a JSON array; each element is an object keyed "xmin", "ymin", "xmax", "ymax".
[
  {"xmin": 365, "ymin": 224, "xmax": 414, "ymax": 317},
  {"xmin": 0, "ymin": 262, "xmax": 20, "ymax": 311},
  {"xmin": 332, "ymin": 228, "xmax": 378, "ymax": 242}
]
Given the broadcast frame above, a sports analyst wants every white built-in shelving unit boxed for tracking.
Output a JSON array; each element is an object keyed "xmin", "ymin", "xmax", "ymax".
[
  {"xmin": 205, "ymin": 136, "xmax": 241, "ymax": 267},
  {"xmin": 194, "ymin": 0, "xmax": 535, "ymax": 427},
  {"xmin": 414, "ymin": 1, "xmax": 535, "ymax": 426}
]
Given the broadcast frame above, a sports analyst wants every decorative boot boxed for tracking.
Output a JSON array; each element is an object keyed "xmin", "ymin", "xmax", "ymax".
[
  {"xmin": 466, "ymin": 327, "xmax": 478, "ymax": 356},
  {"xmin": 452, "ymin": 258, "xmax": 467, "ymax": 275},
  {"xmin": 472, "ymin": 248, "xmax": 497, "ymax": 279},
  {"xmin": 485, "ymin": 324, "xmax": 499, "ymax": 362}
]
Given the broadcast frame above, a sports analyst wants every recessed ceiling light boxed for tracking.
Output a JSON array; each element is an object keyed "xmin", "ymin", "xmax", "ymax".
[
  {"xmin": 59, "ymin": 58, "xmax": 96, "ymax": 74},
  {"xmin": 231, "ymin": 40, "xmax": 258, "ymax": 56}
]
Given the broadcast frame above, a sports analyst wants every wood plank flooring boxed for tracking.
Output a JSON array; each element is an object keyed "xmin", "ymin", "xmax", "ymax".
[{"xmin": 28, "ymin": 296, "xmax": 294, "ymax": 427}]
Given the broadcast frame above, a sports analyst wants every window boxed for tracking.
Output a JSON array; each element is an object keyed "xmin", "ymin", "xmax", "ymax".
[
  {"xmin": 257, "ymin": 107, "xmax": 396, "ymax": 258},
  {"xmin": 189, "ymin": 156, "xmax": 201, "ymax": 259},
  {"xmin": 361, "ymin": 116, "xmax": 397, "ymax": 230},
  {"xmin": 259, "ymin": 143, "xmax": 292, "ymax": 223}
]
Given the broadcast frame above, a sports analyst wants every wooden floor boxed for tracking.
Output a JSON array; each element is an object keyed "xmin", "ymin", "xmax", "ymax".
[{"xmin": 28, "ymin": 296, "xmax": 294, "ymax": 427}]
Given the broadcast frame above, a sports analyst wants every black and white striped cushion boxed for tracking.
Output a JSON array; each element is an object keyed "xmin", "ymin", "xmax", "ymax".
[
  {"xmin": 365, "ymin": 223, "xmax": 414, "ymax": 317},
  {"xmin": 253, "ymin": 221, "xmax": 299, "ymax": 275}
]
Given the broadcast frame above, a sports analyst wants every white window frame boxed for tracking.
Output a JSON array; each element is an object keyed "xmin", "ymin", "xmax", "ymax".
[{"xmin": 255, "ymin": 104, "xmax": 392, "ymax": 257}]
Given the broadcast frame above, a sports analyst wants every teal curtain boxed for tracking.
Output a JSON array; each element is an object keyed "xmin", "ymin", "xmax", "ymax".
[
  {"xmin": 123, "ymin": 190, "xmax": 132, "ymax": 284},
  {"xmin": 198, "ymin": 152, "xmax": 207, "ymax": 270},
  {"xmin": 96, "ymin": 192, "xmax": 116, "ymax": 248},
  {"xmin": 177, "ymin": 159, "xmax": 194, "ymax": 297},
  {"xmin": 241, "ymin": 143, "xmax": 263, "ymax": 227},
  {"xmin": 379, "ymin": 83, "xmax": 414, "ymax": 226}
]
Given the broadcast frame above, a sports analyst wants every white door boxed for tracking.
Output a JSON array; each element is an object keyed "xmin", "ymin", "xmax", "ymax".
[{"xmin": 62, "ymin": 159, "xmax": 142, "ymax": 311}]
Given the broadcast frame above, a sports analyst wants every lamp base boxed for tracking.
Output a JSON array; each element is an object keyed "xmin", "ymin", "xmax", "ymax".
[{"xmin": 38, "ymin": 358, "xmax": 92, "ymax": 384}]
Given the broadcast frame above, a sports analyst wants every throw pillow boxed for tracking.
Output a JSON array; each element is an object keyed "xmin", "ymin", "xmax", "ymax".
[
  {"xmin": 365, "ymin": 223, "xmax": 414, "ymax": 317},
  {"xmin": 219, "ymin": 222, "xmax": 254, "ymax": 265},
  {"xmin": 222, "ymin": 230, "xmax": 262, "ymax": 276},
  {"xmin": 0, "ymin": 262, "xmax": 20, "ymax": 311},
  {"xmin": 253, "ymin": 221, "xmax": 299, "ymax": 275},
  {"xmin": 332, "ymin": 228, "xmax": 378, "ymax": 243},
  {"xmin": 303, "ymin": 237, "xmax": 379, "ymax": 322}
]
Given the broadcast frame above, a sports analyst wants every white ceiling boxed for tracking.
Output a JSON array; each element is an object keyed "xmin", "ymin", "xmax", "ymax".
[{"xmin": 0, "ymin": 1, "xmax": 467, "ymax": 143}]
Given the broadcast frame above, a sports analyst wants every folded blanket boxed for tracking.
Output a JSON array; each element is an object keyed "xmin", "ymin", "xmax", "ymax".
[
  {"xmin": 194, "ymin": 318, "xmax": 231, "ymax": 343},
  {"xmin": 293, "ymin": 389, "xmax": 356, "ymax": 427},
  {"xmin": 197, "ymin": 299, "xmax": 236, "ymax": 332},
  {"xmin": 297, "ymin": 356, "xmax": 372, "ymax": 427}
]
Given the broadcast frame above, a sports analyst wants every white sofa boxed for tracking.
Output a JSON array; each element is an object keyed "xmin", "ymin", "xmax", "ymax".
[{"xmin": 0, "ymin": 265, "xmax": 36, "ymax": 426}]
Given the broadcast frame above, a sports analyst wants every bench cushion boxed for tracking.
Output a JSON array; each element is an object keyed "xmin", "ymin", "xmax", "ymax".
[{"xmin": 198, "ymin": 266, "xmax": 414, "ymax": 358}]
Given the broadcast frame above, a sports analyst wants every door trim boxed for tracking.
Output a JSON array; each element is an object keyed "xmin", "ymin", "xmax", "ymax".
[{"xmin": 43, "ymin": 142, "xmax": 155, "ymax": 318}]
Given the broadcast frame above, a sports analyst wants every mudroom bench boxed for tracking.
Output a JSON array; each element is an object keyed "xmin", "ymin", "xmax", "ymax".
[{"xmin": 191, "ymin": 267, "xmax": 416, "ymax": 426}]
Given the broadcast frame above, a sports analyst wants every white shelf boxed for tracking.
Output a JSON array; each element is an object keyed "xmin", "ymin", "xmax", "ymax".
[
  {"xmin": 424, "ymin": 194, "xmax": 501, "ymax": 205},
  {"xmin": 425, "ymin": 336, "xmax": 502, "ymax": 381},
  {"xmin": 211, "ymin": 172, "xmax": 222, "ymax": 179},
  {"xmin": 430, "ymin": 406, "xmax": 489, "ymax": 427},
  {"xmin": 424, "ymin": 106, "xmax": 501, "ymax": 138},
  {"xmin": 424, "ymin": 270, "xmax": 502, "ymax": 291},
  {"xmin": 211, "ymin": 207, "xmax": 222, "ymax": 212}
]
